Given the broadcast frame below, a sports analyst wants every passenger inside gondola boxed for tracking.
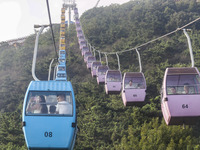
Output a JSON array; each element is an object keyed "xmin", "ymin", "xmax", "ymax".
[
  {"xmin": 167, "ymin": 86, "xmax": 177, "ymax": 95},
  {"xmin": 26, "ymin": 95, "xmax": 48, "ymax": 114},
  {"xmin": 125, "ymin": 78, "xmax": 145, "ymax": 89},
  {"xmin": 26, "ymin": 92, "xmax": 73, "ymax": 115},
  {"xmin": 125, "ymin": 80, "xmax": 134, "ymax": 88},
  {"xmin": 56, "ymin": 94, "xmax": 72, "ymax": 115},
  {"xmin": 167, "ymin": 74, "xmax": 200, "ymax": 95},
  {"xmin": 49, "ymin": 105, "xmax": 56, "ymax": 114}
]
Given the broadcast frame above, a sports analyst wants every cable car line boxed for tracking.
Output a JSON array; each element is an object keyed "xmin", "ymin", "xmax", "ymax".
[
  {"xmin": 73, "ymin": 4, "xmax": 200, "ymax": 115},
  {"xmin": 135, "ymin": 49, "xmax": 142, "ymax": 72},
  {"xmin": 22, "ymin": 2, "xmax": 77, "ymax": 149},
  {"xmin": 183, "ymin": 29, "xmax": 194, "ymax": 67},
  {"xmin": 46, "ymin": 0, "xmax": 59, "ymax": 61}
]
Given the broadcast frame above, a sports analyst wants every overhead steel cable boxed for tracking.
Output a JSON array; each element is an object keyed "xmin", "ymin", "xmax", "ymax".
[
  {"xmin": 46, "ymin": 0, "xmax": 59, "ymax": 61},
  {"xmin": 95, "ymin": 0, "xmax": 101, "ymax": 8},
  {"xmin": 87, "ymin": 16, "xmax": 200, "ymax": 55}
]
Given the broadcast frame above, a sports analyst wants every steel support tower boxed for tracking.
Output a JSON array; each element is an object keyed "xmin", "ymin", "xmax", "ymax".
[{"xmin": 63, "ymin": 0, "xmax": 76, "ymax": 28}]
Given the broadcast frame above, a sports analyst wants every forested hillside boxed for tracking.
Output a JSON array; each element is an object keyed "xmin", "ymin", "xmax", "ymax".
[{"xmin": 1, "ymin": 0, "xmax": 200, "ymax": 149}]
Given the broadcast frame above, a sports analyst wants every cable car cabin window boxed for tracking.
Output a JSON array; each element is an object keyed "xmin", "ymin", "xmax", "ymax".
[
  {"xmin": 167, "ymin": 74, "xmax": 200, "ymax": 95},
  {"xmin": 60, "ymin": 51, "xmax": 65, "ymax": 55},
  {"xmin": 124, "ymin": 77, "xmax": 145, "ymax": 89},
  {"xmin": 26, "ymin": 91, "xmax": 73, "ymax": 116},
  {"xmin": 80, "ymin": 41, "xmax": 86, "ymax": 44},
  {"xmin": 99, "ymin": 70, "xmax": 106, "ymax": 75},
  {"xmin": 88, "ymin": 58, "xmax": 95, "ymax": 63},
  {"xmin": 58, "ymin": 66, "xmax": 65, "ymax": 71},
  {"xmin": 107, "ymin": 74, "xmax": 121, "ymax": 82}
]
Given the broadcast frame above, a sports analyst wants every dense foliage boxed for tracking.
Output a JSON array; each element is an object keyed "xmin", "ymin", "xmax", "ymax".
[{"xmin": 0, "ymin": 0, "xmax": 200, "ymax": 149}]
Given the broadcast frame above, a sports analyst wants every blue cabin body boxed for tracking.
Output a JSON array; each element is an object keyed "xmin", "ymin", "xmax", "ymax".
[
  {"xmin": 56, "ymin": 64, "xmax": 67, "ymax": 81},
  {"xmin": 22, "ymin": 81, "xmax": 77, "ymax": 150}
]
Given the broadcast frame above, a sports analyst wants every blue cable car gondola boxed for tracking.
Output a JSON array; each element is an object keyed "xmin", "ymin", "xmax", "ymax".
[
  {"xmin": 22, "ymin": 25, "xmax": 77, "ymax": 150},
  {"xmin": 22, "ymin": 81, "xmax": 77, "ymax": 149}
]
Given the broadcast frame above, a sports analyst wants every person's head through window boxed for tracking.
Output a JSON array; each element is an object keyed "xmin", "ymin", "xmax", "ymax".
[
  {"xmin": 129, "ymin": 80, "xmax": 133, "ymax": 86},
  {"xmin": 50, "ymin": 105, "xmax": 56, "ymax": 114},
  {"xmin": 39, "ymin": 95, "xmax": 45, "ymax": 103},
  {"xmin": 184, "ymin": 83, "xmax": 189, "ymax": 94},
  {"xmin": 57, "ymin": 94, "xmax": 66, "ymax": 102},
  {"xmin": 171, "ymin": 86, "xmax": 176, "ymax": 94}
]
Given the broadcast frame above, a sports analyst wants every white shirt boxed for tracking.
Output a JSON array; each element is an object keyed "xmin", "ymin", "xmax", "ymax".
[{"xmin": 56, "ymin": 101, "xmax": 72, "ymax": 115}]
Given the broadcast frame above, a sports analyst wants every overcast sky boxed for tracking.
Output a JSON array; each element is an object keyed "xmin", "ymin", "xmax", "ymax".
[{"xmin": 0, "ymin": 0, "xmax": 131, "ymax": 42}]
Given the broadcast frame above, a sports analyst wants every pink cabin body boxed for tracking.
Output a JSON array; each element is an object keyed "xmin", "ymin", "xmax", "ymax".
[
  {"xmin": 91, "ymin": 62, "xmax": 101, "ymax": 77},
  {"xmin": 122, "ymin": 72, "xmax": 146, "ymax": 106},
  {"xmin": 105, "ymin": 70, "xmax": 122, "ymax": 94},
  {"xmin": 81, "ymin": 46, "xmax": 89, "ymax": 56},
  {"xmin": 86, "ymin": 56, "xmax": 96, "ymax": 69},
  {"xmin": 96, "ymin": 66, "xmax": 109, "ymax": 85},
  {"xmin": 161, "ymin": 67, "xmax": 200, "ymax": 125},
  {"xmin": 84, "ymin": 52, "xmax": 93, "ymax": 62}
]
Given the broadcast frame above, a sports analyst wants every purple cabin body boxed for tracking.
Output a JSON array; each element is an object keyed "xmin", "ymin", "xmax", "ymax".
[
  {"xmin": 96, "ymin": 66, "xmax": 109, "ymax": 85},
  {"xmin": 105, "ymin": 70, "xmax": 122, "ymax": 94},
  {"xmin": 81, "ymin": 46, "xmax": 89, "ymax": 56},
  {"xmin": 122, "ymin": 72, "xmax": 146, "ymax": 106},
  {"xmin": 161, "ymin": 67, "xmax": 200, "ymax": 125},
  {"xmin": 76, "ymin": 26, "xmax": 82, "ymax": 32},
  {"xmin": 78, "ymin": 38, "xmax": 85, "ymax": 45},
  {"xmin": 75, "ymin": 18, "xmax": 80, "ymax": 24},
  {"xmin": 86, "ymin": 56, "xmax": 96, "ymax": 69},
  {"xmin": 91, "ymin": 62, "xmax": 102, "ymax": 77},
  {"xmin": 84, "ymin": 52, "xmax": 93, "ymax": 62},
  {"xmin": 74, "ymin": 8, "xmax": 78, "ymax": 14},
  {"xmin": 76, "ymin": 31, "xmax": 83, "ymax": 38},
  {"xmin": 79, "ymin": 41, "xmax": 87, "ymax": 50}
]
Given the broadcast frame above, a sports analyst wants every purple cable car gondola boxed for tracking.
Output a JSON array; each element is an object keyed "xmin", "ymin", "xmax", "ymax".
[
  {"xmin": 96, "ymin": 65, "xmax": 109, "ymax": 85},
  {"xmin": 76, "ymin": 26, "xmax": 82, "ymax": 32},
  {"xmin": 74, "ymin": 8, "xmax": 78, "ymax": 14},
  {"xmin": 77, "ymin": 31, "xmax": 83, "ymax": 37},
  {"xmin": 161, "ymin": 67, "xmax": 200, "ymax": 125},
  {"xmin": 86, "ymin": 56, "xmax": 96, "ymax": 69},
  {"xmin": 84, "ymin": 52, "xmax": 93, "ymax": 62},
  {"xmin": 81, "ymin": 46, "xmax": 89, "ymax": 56},
  {"xmin": 105, "ymin": 70, "xmax": 122, "ymax": 94},
  {"xmin": 91, "ymin": 62, "xmax": 102, "ymax": 77},
  {"xmin": 78, "ymin": 38, "xmax": 85, "ymax": 45},
  {"xmin": 80, "ymin": 41, "xmax": 87, "ymax": 50},
  {"xmin": 122, "ymin": 72, "xmax": 146, "ymax": 106}
]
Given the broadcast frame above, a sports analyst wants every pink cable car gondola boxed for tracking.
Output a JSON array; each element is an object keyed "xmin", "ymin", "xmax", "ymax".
[
  {"xmin": 79, "ymin": 41, "xmax": 87, "ymax": 50},
  {"xmin": 86, "ymin": 56, "xmax": 96, "ymax": 69},
  {"xmin": 74, "ymin": 8, "xmax": 78, "ymax": 14},
  {"xmin": 105, "ymin": 70, "xmax": 122, "ymax": 94},
  {"xmin": 122, "ymin": 72, "xmax": 146, "ymax": 106},
  {"xmin": 76, "ymin": 25, "xmax": 82, "ymax": 32},
  {"xmin": 161, "ymin": 29, "xmax": 200, "ymax": 125},
  {"xmin": 91, "ymin": 62, "xmax": 102, "ymax": 77},
  {"xmin": 77, "ymin": 30, "xmax": 83, "ymax": 37},
  {"xmin": 81, "ymin": 46, "xmax": 89, "ymax": 56},
  {"xmin": 104, "ymin": 53, "xmax": 122, "ymax": 94},
  {"xmin": 122, "ymin": 49, "xmax": 146, "ymax": 106},
  {"xmin": 84, "ymin": 52, "xmax": 93, "ymax": 62},
  {"xmin": 96, "ymin": 65, "xmax": 109, "ymax": 85},
  {"xmin": 161, "ymin": 67, "xmax": 200, "ymax": 125}
]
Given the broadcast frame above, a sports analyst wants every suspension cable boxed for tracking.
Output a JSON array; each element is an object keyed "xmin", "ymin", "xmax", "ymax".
[
  {"xmin": 104, "ymin": 53, "xmax": 109, "ymax": 68},
  {"xmin": 95, "ymin": 0, "xmax": 101, "ymax": 8},
  {"xmin": 98, "ymin": 50, "xmax": 102, "ymax": 62},
  {"xmin": 116, "ymin": 53, "xmax": 121, "ymax": 71},
  {"xmin": 46, "ymin": 0, "xmax": 59, "ymax": 61},
  {"xmin": 135, "ymin": 48, "xmax": 142, "ymax": 72},
  {"xmin": 86, "ymin": 16, "xmax": 200, "ymax": 55}
]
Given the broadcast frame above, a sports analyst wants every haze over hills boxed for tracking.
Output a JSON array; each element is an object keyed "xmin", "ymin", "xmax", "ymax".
[{"xmin": 0, "ymin": 0, "xmax": 200, "ymax": 149}]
